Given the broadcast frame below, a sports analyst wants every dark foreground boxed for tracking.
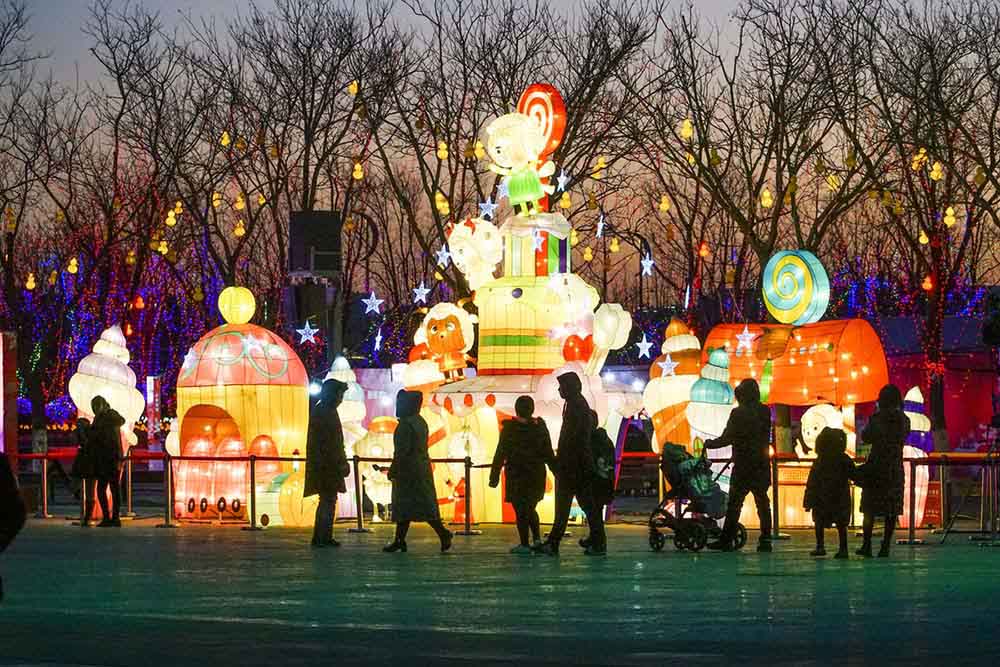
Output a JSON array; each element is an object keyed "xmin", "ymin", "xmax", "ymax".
[{"xmin": 1, "ymin": 518, "xmax": 997, "ymax": 665}]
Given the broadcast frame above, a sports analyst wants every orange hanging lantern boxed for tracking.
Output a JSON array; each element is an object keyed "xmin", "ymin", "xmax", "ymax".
[{"xmin": 922, "ymin": 276, "xmax": 934, "ymax": 291}]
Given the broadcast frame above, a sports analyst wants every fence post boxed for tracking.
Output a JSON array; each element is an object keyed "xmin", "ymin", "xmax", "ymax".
[
  {"xmin": 456, "ymin": 457, "xmax": 481, "ymax": 536},
  {"xmin": 348, "ymin": 455, "xmax": 370, "ymax": 533},
  {"xmin": 157, "ymin": 453, "xmax": 176, "ymax": 529},
  {"xmin": 36, "ymin": 453, "xmax": 51, "ymax": 519},
  {"xmin": 770, "ymin": 453, "xmax": 788, "ymax": 540},
  {"xmin": 124, "ymin": 447, "xmax": 136, "ymax": 518},
  {"xmin": 899, "ymin": 458, "xmax": 923, "ymax": 545},
  {"xmin": 243, "ymin": 455, "xmax": 262, "ymax": 531}
]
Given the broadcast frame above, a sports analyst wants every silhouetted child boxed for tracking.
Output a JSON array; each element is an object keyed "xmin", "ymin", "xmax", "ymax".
[{"xmin": 803, "ymin": 427, "xmax": 854, "ymax": 558}]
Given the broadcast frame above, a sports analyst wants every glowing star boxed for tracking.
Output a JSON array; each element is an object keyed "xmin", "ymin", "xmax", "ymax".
[
  {"xmin": 735, "ymin": 325, "xmax": 757, "ymax": 355},
  {"xmin": 297, "ymin": 320, "xmax": 320, "ymax": 344},
  {"xmin": 435, "ymin": 246, "xmax": 451, "ymax": 268},
  {"xmin": 496, "ymin": 178, "xmax": 509, "ymax": 201},
  {"xmin": 641, "ymin": 254, "xmax": 655, "ymax": 276},
  {"xmin": 597, "ymin": 214, "xmax": 605, "ymax": 238},
  {"xmin": 374, "ymin": 327, "xmax": 383, "ymax": 351},
  {"xmin": 657, "ymin": 353, "xmax": 680, "ymax": 376},
  {"xmin": 181, "ymin": 348, "xmax": 198, "ymax": 370},
  {"xmin": 412, "ymin": 282, "xmax": 431, "ymax": 304},
  {"xmin": 362, "ymin": 292, "xmax": 384, "ymax": 315},
  {"xmin": 556, "ymin": 169, "xmax": 570, "ymax": 192},
  {"xmin": 532, "ymin": 229, "xmax": 545, "ymax": 251},
  {"xmin": 478, "ymin": 197, "xmax": 498, "ymax": 220},
  {"xmin": 636, "ymin": 333, "xmax": 654, "ymax": 359}
]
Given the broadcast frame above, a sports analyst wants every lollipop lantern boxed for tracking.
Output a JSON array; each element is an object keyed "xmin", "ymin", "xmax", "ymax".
[{"xmin": 762, "ymin": 250, "xmax": 829, "ymax": 325}]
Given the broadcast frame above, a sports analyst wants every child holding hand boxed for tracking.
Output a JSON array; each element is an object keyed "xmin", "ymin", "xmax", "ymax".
[{"xmin": 804, "ymin": 427, "xmax": 855, "ymax": 558}]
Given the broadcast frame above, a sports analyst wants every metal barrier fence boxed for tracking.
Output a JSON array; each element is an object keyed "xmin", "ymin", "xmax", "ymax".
[{"xmin": 12, "ymin": 447, "xmax": 1000, "ymax": 546}]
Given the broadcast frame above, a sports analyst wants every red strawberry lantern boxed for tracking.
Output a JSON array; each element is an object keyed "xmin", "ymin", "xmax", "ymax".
[{"xmin": 562, "ymin": 335, "xmax": 594, "ymax": 362}]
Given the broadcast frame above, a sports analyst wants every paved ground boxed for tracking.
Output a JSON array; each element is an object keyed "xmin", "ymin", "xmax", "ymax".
[{"xmin": 1, "ymin": 517, "xmax": 998, "ymax": 666}]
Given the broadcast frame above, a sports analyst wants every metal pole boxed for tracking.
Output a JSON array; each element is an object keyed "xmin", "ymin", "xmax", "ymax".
[
  {"xmin": 157, "ymin": 454, "xmax": 176, "ymax": 528},
  {"xmin": 243, "ymin": 455, "xmax": 262, "ymax": 531},
  {"xmin": 36, "ymin": 453, "xmax": 51, "ymax": 519},
  {"xmin": 348, "ymin": 455, "xmax": 370, "ymax": 533},
  {"xmin": 124, "ymin": 448, "xmax": 136, "ymax": 518},
  {"xmin": 456, "ymin": 456, "xmax": 481, "ymax": 536}
]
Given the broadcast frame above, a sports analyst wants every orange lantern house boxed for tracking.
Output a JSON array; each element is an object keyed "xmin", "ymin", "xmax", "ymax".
[{"xmin": 174, "ymin": 287, "xmax": 310, "ymax": 525}]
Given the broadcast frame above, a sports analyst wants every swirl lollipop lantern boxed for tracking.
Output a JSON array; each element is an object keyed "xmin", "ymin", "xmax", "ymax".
[
  {"xmin": 762, "ymin": 250, "xmax": 830, "ymax": 325},
  {"xmin": 517, "ymin": 83, "xmax": 566, "ymax": 159}
]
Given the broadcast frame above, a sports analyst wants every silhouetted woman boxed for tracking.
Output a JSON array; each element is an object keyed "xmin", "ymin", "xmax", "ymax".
[
  {"xmin": 489, "ymin": 396, "xmax": 554, "ymax": 553},
  {"xmin": 90, "ymin": 396, "xmax": 125, "ymax": 527},
  {"xmin": 383, "ymin": 390, "xmax": 453, "ymax": 553},
  {"xmin": 857, "ymin": 384, "xmax": 910, "ymax": 558},
  {"xmin": 70, "ymin": 415, "xmax": 98, "ymax": 526},
  {"xmin": 305, "ymin": 379, "xmax": 349, "ymax": 547}
]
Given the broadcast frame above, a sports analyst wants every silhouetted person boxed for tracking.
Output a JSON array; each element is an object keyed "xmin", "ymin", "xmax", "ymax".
[
  {"xmin": 305, "ymin": 379, "xmax": 349, "ymax": 548},
  {"xmin": 857, "ymin": 384, "xmax": 909, "ymax": 558},
  {"xmin": 804, "ymin": 427, "xmax": 854, "ymax": 558},
  {"xmin": 489, "ymin": 396, "xmax": 554, "ymax": 553},
  {"xmin": 538, "ymin": 371, "xmax": 604, "ymax": 556},
  {"xmin": 90, "ymin": 396, "xmax": 125, "ymax": 527},
  {"xmin": 705, "ymin": 378, "xmax": 773, "ymax": 552},
  {"xmin": 1, "ymin": 452, "xmax": 27, "ymax": 602},
  {"xmin": 70, "ymin": 416, "xmax": 99, "ymax": 526},
  {"xmin": 383, "ymin": 390, "xmax": 453, "ymax": 553}
]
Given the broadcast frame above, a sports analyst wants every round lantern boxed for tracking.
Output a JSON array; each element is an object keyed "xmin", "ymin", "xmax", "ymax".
[
  {"xmin": 762, "ymin": 250, "xmax": 830, "ymax": 325},
  {"xmin": 217, "ymin": 286, "xmax": 256, "ymax": 325},
  {"xmin": 277, "ymin": 469, "xmax": 318, "ymax": 527},
  {"xmin": 213, "ymin": 437, "xmax": 248, "ymax": 519}
]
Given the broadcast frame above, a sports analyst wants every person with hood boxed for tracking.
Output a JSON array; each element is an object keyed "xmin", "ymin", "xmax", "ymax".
[
  {"xmin": 705, "ymin": 378, "xmax": 773, "ymax": 552},
  {"xmin": 304, "ymin": 379, "xmax": 350, "ymax": 547},
  {"xmin": 69, "ymin": 415, "xmax": 99, "ymax": 526},
  {"xmin": 489, "ymin": 396, "xmax": 554, "ymax": 553},
  {"xmin": 804, "ymin": 427, "xmax": 855, "ymax": 558},
  {"xmin": 538, "ymin": 371, "xmax": 603, "ymax": 556},
  {"xmin": 90, "ymin": 395, "xmax": 126, "ymax": 527},
  {"xmin": 383, "ymin": 390, "xmax": 453, "ymax": 553},
  {"xmin": 856, "ymin": 384, "xmax": 910, "ymax": 558},
  {"xmin": 1, "ymin": 452, "xmax": 27, "ymax": 602}
]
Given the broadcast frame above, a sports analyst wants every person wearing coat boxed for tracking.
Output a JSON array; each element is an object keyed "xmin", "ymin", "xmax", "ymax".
[
  {"xmin": 1, "ymin": 452, "xmax": 27, "ymax": 602},
  {"xmin": 804, "ymin": 427, "xmax": 855, "ymax": 558},
  {"xmin": 69, "ymin": 416, "xmax": 99, "ymax": 526},
  {"xmin": 304, "ymin": 379, "xmax": 349, "ymax": 548},
  {"xmin": 538, "ymin": 371, "xmax": 604, "ymax": 557},
  {"xmin": 857, "ymin": 384, "xmax": 910, "ymax": 558},
  {"xmin": 90, "ymin": 396, "xmax": 126, "ymax": 527},
  {"xmin": 383, "ymin": 390, "xmax": 453, "ymax": 553},
  {"xmin": 705, "ymin": 378, "xmax": 774, "ymax": 552},
  {"xmin": 489, "ymin": 395, "xmax": 554, "ymax": 553}
]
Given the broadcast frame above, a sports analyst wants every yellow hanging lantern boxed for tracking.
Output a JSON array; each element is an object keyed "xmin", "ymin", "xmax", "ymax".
[
  {"xmin": 680, "ymin": 118, "xmax": 694, "ymax": 140},
  {"xmin": 570, "ymin": 229, "xmax": 579, "ymax": 246},
  {"xmin": 165, "ymin": 211, "xmax": 177, "ymax": 227},
  {"xmin": 658, "ymin": 194, "xmax": 671, "ymax": 213},
  {"xmin": 710, "ymin": 148, "xmax": 721, "ymax": 166},
  {"xmin": 788, "ymin": 175, "xmax": 798, "ymax": 194},
  {"xmin": 463, "ymin": 142, "xmax": 475, "ymax": 160},
  {"xmin": 55, "ymin": 210, "xmax": 64, "ymax": 222},
  {"xmin": 270, "ymin": 144, "xmax": 280, "ymax": 159},
  {"xmin": 930, "ymin": 161, "xmax": 944, "ymax": 181},
  {"xmin": 435, "ymin": 191, "xmax": 450, "ymax": 216},
  {"xmin": 257, "ymin": 193, "xmax": 266, "ymax": 206},
  {"xmin": 911, "ymin": 147, "xmax": 927, "ymax": 171},
  {"xmin": 591, "ymin": 156, "xmax": 607, "ymax": 180},
  {"xmin": 25, "ymin": 272, "xmax": 36, "ymax": 291},
  {"xmin": 344, "ymin": 216, "xmax": 355, "ymax": 232},
  {"xmin": 893, "ymin": 199, "xmax": 904, "ymax": 216},
  {"xmin": 975, "ymin": 166, "xmax": 987, "ymax": 186},
  {"xmin": 760, "ymin": 188, "xmax": 773, "ymax": 209},
  {"xmin": 826, "ymin": 173, "xmax": 841, "ymax": 192},
  {"xmin": 220, "ymin": 131, "xmax": 231, "ymax": 147},
  {"xmin": 919, "ymin": 230, "xmax": 929, "ymax": 245},
  {"xmin": 433, "ymin": 271, "xmax": 443, "ymax": 281},
  {"xmin": 436, "ymin": 141, "xmax": 449, "ymax": 160},
  {"xmin": 583, "ymin": 247, "xmax": 594, "ymax": 262},
  {"xmin": 212, "ymin": 192, "xmax": 222, "ymax": 209},
  {"xmin": 815, "ymin": 158, "xmax": 826, "ymax": 175},
  {"xmin": 234, "ymin": 194, "xmax": 245, "ymax": 211},
  {"xmin": 217, "ymin": 286, "xmax": 256, "ymax": 324},
  {"xmin": 192, "ymin": 287, "xmax": 204, "ymax": 302},
  {"xmin": 868, "ymin": 189, "xmax": 879, "ymax": 200},
  {"xmin": 158, "ymin": 240, "xmax": 168, "ymax": 255},
  {"xmin": 943, "ymin": 206, "xmax": 957, "ymax": 227},
  {"xmin": 174, "ymin": 200, "xmax": 183, "ymax": 215},
  {"xmin": 67, "ymin": 258, "xmax": 79, "ymax": 274},
  {"xmin": 882, "ymin": 191, "xmax": 893, "ymax": 206},
  {"xmin": 559, "ymin": 191, "xmax": 571, "ymax": 210},
  {"xmin": 846, "ymin": 148, "xmax": 857, "ymax": 169},
  {"xmin": 234, "ymin": 220, "xmax": 246, "ymax": 238},
  {"xmin": 352, "ymin": 161, "xmax": 364, "ymax": 180},
  {"xmin": 474, "ymin": 140, "xmax": 486, "ymax": 160},
  {"xmin": 234, "ymin": 136, "xmax": 247, "ymax": 152},
  {"xmin": 587, "ymin": 192, "xmax": 598, "ymax": 210},
  {"xmin": 686, "ymin": 152, "xmax": 696, "ymax": 166},
  {"xmin": 609, "ymin": 237, "xmax": 620, "ymax": 253},
  {"xmin": 126, "ymin": 250, "xmax": 136, "ymax": 266},
  {"xmin": 347, "ymin": 80, "xmax": 359, "ymax": 96}
]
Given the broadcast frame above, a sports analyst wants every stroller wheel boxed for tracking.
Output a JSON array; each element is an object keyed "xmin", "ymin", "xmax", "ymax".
[
  {"xmin": 673, "ymin": 528, "xmax": 690, "ymax": 551},
  {"xmin": 649, "ymin": 531, "xmax": 667, "ymax": 552},
  {"xmin": 687, "ymin": 523, "xmax": 708, "ymax": 552},
  {"xmin": 733, "ymin": 523, "xmax": 748, "ymax": 550}
]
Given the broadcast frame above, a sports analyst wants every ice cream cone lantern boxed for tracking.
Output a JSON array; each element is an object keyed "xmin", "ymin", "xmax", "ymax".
[{"xmin": 643, "ymin": 318, "xmax": 702, "ymax": 452}]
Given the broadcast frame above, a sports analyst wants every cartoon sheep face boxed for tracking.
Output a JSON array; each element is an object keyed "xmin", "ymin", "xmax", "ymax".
[{"xmin": 414, "ymin": 303, "xmax": 478, "ymax": 380}]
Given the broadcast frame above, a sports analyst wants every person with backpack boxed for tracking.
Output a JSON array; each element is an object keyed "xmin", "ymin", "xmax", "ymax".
[
  {"xmin": 489, "ymin": 396, "xmax": 555, "ymax": 553},
  {"xmin": 537, "ymin": 371, "xmax": 605, "ymax": 556},
  {"xmin": 1, "ymin": 452, "xmax": 27, "ymax": 602}
]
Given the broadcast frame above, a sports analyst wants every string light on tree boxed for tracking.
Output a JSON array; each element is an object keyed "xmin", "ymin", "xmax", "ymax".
[
  {"xmin": 922, "ymin": 276, "xmax": 934, "ymax": 292},
  {"xmin": 220, "ymin": 131, "xmax": 231, "ymax": 147},
  {"xmin": 596, "ymin": 214, "xmax": 605, "ymax": 238},
  {"xmin": 930, "ymin": 161, "xmax": 944, "ymax": 181}
]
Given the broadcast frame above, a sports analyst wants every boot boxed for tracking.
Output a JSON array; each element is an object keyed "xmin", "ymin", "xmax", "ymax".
[
  {"xmin": 856, "ymin": 542, "xmax": 873, "ymax": 557},
  {"xmin": 535, "ymin": 541, "xmax": 559, "ymax": 557},
  {"xmin": 440, "ymin": 530, "xmax": 454, "ymax": 553},
  {"xmin": 756, "ymin": 540, "xmax": 773, "ymax": 553},
  {"xmin": 382, "ymin": 540, "xmax": 407, "ymax": 553}
]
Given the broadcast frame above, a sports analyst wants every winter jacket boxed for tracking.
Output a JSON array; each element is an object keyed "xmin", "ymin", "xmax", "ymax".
[
  {"xmin": 489, "ymin": 417, "xmax": 554, "ymax": 505},
  {"xmin": 69, "ymin": 418, "xmax": 95, "ymax": 479},
  {"xmin": 705, "ymin": 402, "xmax": 772, "ymax": 491},
  {"xmin": 91, "ymin": 409, "xmax": 125, "ymax": 481},
  {"xmin": 859, "ymin": 409, "xmax": 909, "ymax": 516},
  {"xmin": 304, "ymin": 402, "xmax": 349, "ymax": 498},
  {"xmin": 804, "ymin": 434, "xmax": 855, "ymax": 526},
  {"xmin": 389, "ymin": 392, "xmax": 440, "ymax": 522}
]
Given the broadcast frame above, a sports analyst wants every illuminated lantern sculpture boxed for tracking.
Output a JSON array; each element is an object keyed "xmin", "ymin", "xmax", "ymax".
[
  {"xmin": 277, "ymin": 469, "xmax": 316, "ymax": 528},
  {"xmin": 174, "ymin": 436, "xmax": 215, "ymax": 519},
  {"xmin": 794, "ymin": 404, "xmax": 854, "ymax": 459},
  {"xmin": 899, "ymin": 386, "xmax": 931, "ymax": 529},
  {"xmin": 762, "ymin": 250, "xmax": 830, "ymax": 326},
  {"xmin": 447, "ymin": 217, "xmax": 504, "ymax": 291},
  {"xmin": 643, "ymin": 318, "xmax": 702, "ymax": 451},
  {"xmin": 353, "ymin": 417, "xmax": 396, "ymax": 521},
  {"xmin": 413, "ymin": 303, "xmax": 478, "ymax": 382},
  {"xmin": 248, "ymin": 435, "xmax": 282, "ymax": 491},
  {"xmin": 686, "ymin": 348, "xmax": 735, "ymax": 455},
  {"xmin": 324, "ymin": 355, "xmax": 369, "ymax": 519},
  {"xmin": 175, "ymin": 286, "xmax": 309, "ymax": 525},
  {"xmin": 213, "ymin": 436, "xmax": 248, "ymax": 520},
  {"xmin": 68, "ymin": 325, "xmax": 145, "ymax": 449}
]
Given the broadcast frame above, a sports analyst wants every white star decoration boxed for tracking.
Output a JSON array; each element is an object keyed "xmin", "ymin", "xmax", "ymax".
[
  {"xmin": 181, "ymin": 348, "xmax": 197, "ymax": 369},
  {"xmin": 412, "ymin": 282, "xmax": 431, "ymax": 304},
  {"xmin": 641, "ymin": 254, "xmax": 655, "ymax": 276},
  {"xmin": 657, "ymin": 353, "xmax": 680, "ymax": 376},
  {"xmin": 478, "ymin": 197, "xmax": 498, "ymax": 220},
  {"xmin": 497, "ymin": 179, "xmax": 509, "ymax": 200},
  {"xmin": 374, "ymin": 327, "xmax": 383, "ymax": 351},
  {"xmin": 435, "ymin": 246, "xmax": 451, "ymax": 268},
  {"xmin": 735, "ymin": 324, "xmax": 757, "ymax": 355},
  {"xmin": 637, "ymin": 333, "xmax": 653, "ymax": 359},
  {"xmin": 296, "ymin": 321, "xmax": 320, "ymax": 344},
  {"xmin": 597, "ymin": 214, "xmax": 605, "ymax": 238},
  {"xmin": 532, "ymin": 229, "xmax": 545, "ymax": 251},
  {"xmin": 362, "ymin": 292, "xmax": 384, "ymax": 315},
  {"xmin": 556, "ymin": 169, "xmax": 570, "ymax": 192}
]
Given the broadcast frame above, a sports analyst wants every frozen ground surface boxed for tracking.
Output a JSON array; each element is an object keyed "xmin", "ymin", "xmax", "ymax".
[{"xmin": 1, "ymin": 517, "xmax": 998, "ymax": 665}]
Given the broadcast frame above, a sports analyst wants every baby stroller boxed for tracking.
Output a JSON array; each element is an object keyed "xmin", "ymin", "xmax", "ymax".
[{"xmin": 648, "ymin": 443, "xmax": 747, "ymax": 552}]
